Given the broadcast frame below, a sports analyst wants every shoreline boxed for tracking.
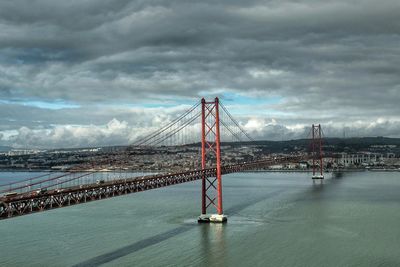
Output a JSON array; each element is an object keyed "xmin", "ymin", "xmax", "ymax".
[
  {"xmin": 241, "ymin": 169, "xmax": 368, "ymax": 173},
  {"xmin": 1, "ymin": 168, "xmax": 399, "ymax": 173}
]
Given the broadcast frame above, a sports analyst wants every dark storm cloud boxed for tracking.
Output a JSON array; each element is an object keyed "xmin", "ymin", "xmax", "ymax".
[{"xmin": 0, "ymin": 0, "xmax": 399, "ymax": 147}]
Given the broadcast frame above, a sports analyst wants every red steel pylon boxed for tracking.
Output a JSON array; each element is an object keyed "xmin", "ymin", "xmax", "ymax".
[
  {"xmin": 311, "ymin": 124, "xmax": 324, "ymax": 179},
  {"xmin": 200, "ymin": 97, "xmax": 224, "ymax": 220}
]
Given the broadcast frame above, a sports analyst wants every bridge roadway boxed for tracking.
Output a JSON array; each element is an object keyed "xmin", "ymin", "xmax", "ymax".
[{"xmin": 0, "ymin": 157, "xmax": 301, "ymax": 220}]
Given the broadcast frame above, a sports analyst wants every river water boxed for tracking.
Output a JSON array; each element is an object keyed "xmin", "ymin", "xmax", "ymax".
[{"xmin": 1, "ymin": 171, "xmax": 400, "ymax": 266}]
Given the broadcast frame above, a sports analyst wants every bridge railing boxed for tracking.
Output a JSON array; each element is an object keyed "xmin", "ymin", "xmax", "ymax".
[{"xmin": 0, "ymin": 170, "xmax": 158, "ymax": 196}]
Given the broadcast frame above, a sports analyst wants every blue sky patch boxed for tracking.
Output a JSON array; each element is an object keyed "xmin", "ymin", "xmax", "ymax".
[{"xmin": 0, "ymin": 99, "xmax": 80, "ymax": 110}]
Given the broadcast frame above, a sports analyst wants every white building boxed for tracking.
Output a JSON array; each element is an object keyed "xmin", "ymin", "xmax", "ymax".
[{"xmin": 338, "ymin": 153, "xmax": 385, "ymax": 167}]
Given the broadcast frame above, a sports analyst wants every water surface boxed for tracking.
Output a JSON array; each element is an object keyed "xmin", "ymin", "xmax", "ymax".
[{"xmin": 1, "ymin": 171, "xmax": 400, "ymax": 266}]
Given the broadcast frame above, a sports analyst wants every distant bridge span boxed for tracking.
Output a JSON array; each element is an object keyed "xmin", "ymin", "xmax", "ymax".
[{"xmin": 0, "ymin": 157, "xmax": 301, "ymax": 220}]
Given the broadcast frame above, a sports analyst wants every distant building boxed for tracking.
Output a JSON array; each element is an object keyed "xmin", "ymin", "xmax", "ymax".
[
  {"xmin": 338, "ymin": 152, "xmax": 385, "ymax": 167},
  {"xmin": 299, "ymin": 162, "xmax": 308, "ymax": 169}
]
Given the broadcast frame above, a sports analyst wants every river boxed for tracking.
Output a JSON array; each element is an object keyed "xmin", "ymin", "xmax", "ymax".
[{"xmin": 1, "ymin": 171, "xmax": 400, "ymax": 266}]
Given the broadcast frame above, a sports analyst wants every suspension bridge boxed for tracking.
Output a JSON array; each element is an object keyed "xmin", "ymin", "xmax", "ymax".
[{"xmin": 0, "ymin": 98, "xmax": 324, "ymax": 221}]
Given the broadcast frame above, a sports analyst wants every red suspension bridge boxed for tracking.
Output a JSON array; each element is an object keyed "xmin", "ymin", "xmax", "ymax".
[{"xmin": 0, "ymin": 98, "xmax": 324, "ymax": 221}]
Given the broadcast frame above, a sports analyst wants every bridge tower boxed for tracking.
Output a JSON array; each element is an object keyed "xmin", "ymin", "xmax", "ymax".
[
  {"xmin": 198, "ymin": 97, "xmax": 227, "ymax": 223},
  {"xmin": 311, "ymin": 124, "xmax": 324, "ymax": 179}
]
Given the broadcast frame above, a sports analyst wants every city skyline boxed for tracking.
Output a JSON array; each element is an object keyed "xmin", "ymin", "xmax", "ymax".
[{"xmin": 1, "ymin": 0, "xmax": 400, "ymax": 148}]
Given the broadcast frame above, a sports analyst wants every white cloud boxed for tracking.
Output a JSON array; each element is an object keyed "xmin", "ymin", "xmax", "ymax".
[
  {"xmin": 4, "ymin": 119, "xmax": 133, "ymax": 148},
  {"xmin": 0, "ymin": 0, "xmax": 400, "ymax": 147}
]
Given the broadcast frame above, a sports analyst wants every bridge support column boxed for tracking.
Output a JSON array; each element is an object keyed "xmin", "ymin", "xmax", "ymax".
[
  {"xmin": 198, "ymin": 97, "xmax": 227, "ymax": 223},
  {"xmin": 311, "ymin": 124, "xmax": 324, "ymax": 180}
]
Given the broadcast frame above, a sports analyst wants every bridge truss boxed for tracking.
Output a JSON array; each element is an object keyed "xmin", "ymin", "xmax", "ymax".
[{"xmin": 0, "ymin": 158, "xmax": 299, "ymax": 220}]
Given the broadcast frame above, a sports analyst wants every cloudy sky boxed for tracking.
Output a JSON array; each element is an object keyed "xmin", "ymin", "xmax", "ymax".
[{"xmin": 0, "ymin": 0, "xmax": 399, "ymax": 148}]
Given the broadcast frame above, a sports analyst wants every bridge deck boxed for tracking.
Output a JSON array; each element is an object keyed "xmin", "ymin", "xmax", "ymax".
[{"xmin": 0, "ymin": 158, "xmax": 298, "ymax": 220}]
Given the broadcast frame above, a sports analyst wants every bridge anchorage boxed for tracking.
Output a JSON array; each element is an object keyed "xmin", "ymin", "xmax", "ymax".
[
  {"xmin": 310, "ymin": 124, "xmax": 324, "ymax": 180},
  {"xmin": 198, "ymin": 97, "xmax": 227, "ymax": 223}
]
